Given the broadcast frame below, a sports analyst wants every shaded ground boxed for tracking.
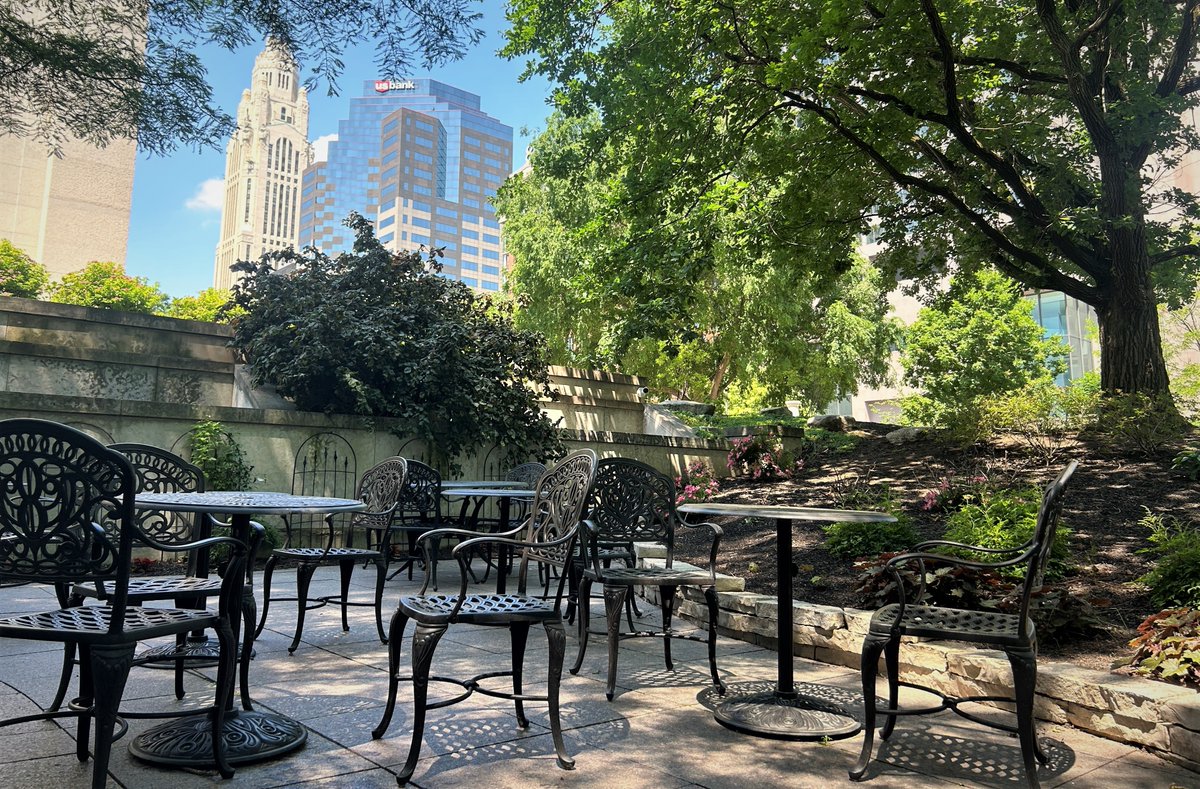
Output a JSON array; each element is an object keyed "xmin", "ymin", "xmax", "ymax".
[{"xmin": 674, "ymin": 423, "xmax": 1197, "ymax": 672}]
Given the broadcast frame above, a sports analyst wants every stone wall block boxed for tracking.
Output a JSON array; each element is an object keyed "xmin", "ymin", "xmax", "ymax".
[{"xmin": 1162, "ymin": 693, "xmax": 1200, "ymax": 731}]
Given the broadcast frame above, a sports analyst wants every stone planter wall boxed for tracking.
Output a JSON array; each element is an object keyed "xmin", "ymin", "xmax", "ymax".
[{"xmin": 638, "ymin": 550, "xmax": 1200, "ymax": 773}]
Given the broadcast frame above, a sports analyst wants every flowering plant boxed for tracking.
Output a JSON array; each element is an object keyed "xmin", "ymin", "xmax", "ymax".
[
  {"xmin": 919, "ymin": 472, "xmax": 989, "ymax": 511},
  {"xmin": 726, "ymin": 430, "xmax": 804, "ymax": 481},
  {"xmin": 676, "ymin": 459, "xmax": 720, "ymax": 505}
]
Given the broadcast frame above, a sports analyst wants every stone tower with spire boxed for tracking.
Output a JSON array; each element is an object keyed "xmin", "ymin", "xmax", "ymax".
[{"xmin": 213, "ymin": 42, "xmax": 310, "ymax": 290}]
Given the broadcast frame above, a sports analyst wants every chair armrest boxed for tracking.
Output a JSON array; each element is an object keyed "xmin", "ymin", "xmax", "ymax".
[
  {"xmin": 911, "ymin": 538, "xmax": 1033, "ymax": 555},
  {"xmin": 677, "ymin": 518, "xmax": 722, "ymax": 578},
  {"xmin": 885, "ymin": 546, "xmax": 1036, "ymax": 573}
]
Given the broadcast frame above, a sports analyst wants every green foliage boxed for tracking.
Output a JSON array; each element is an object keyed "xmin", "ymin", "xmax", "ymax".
[
  {"xmin": 675, "ymin": 459, "xmax": 720, "ymax": 506},
  {"xmin": 502, "ymin": 0, "xmax": 1196, "ymax": 399},
  {"xmin": 1137, "ymin": 510, "xmax": 1200, "ymax": 609},
  {"xmin": 166, "ymin": 288, "xmax": 244, "ymax": 323},
  {"xmin": 1172, "ymin": 448, "xmax": 1200, "ymax": 481},
  {"xmin": 725, "ymin": 430, "xmax": 804, "ymax": 480},
  {"xmin": 900, "ymin": 270, "xmax": 1066, "ymax": 431},
  {"xmin": 1088, "ymin": 392, "xmax": 1191, "ymax": 457},
  {"xmin": 943, "ymin": 487, "xmax": 1072, "ymax": 580},
  {"xmin": 824, "ymin": 518, "xmax": 918, "ymax": 560},
  {"xmin": 229, "ymin": 213, "xmax": 563, "ymax": 471},
  {"xmin": 977, "ymin": 375, "xmax": 1102, "ymax": 462},
  {"xmin": 4, "ymin": 4, "xmax": 481, "ymax": 155},
  {"xmin": 1118, "ymin": 608, "xmax": 1200, "ymax": 685},
  {"xmin": 185, "ymin": 421, "xmax": 255, "ymax": 491},
  {"xmin": 47, "ymin": 261, "xmax": 169, "ymax": 314},
  {"xmin": 0, "ymin": 240, "xmax": 48, "ymax": 298}
]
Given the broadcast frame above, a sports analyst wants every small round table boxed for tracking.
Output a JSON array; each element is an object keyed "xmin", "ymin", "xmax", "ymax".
[
  {"xmin": 677, "ymin": 501, "xmax": 896, "ymax": 741},
  {"xmin": 127, "ymin": 492, "xmax": 365, "ymax": 768}
]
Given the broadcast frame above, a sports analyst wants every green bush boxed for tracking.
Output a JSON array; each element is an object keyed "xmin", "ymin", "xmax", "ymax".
[
  {"xmin": 1089, "ymin": 391, "xmax": 1190, "ymax": 456},
  {"xmin": 978, "ymin": 374, "xmax": 1102, "ymax": 462},
  {"xmin": 943, "ymin": 486, "xmax": 1071, "ymax": 580},
  {"xmin": 824, "ymin": 517, "xmax": 918, "ymax": 559},
  {"xmin": 48, "ymin": 260, "xmax": 169, "ymax": 313},
  {"xmin": 166, "ymin": 288, "xmax": 244, "ymax": 323},
  {"xmin": 185, "ymin": 421, "xmax": 255, "ymax": 491},
  {"xmin": 0, "ymin": 239, "xmax": 48, "ymax": 298},
  {"xmin": 1171, "ymin": 448, "xmax": 1200, "ymax": 481},
  {"xmin": 1137, "ymin": 510, "xmax": 1200, "ymax": 609},
  {"xmin": 1117, "ymin": 608, "xmax": 1200, "ymax": 684}
]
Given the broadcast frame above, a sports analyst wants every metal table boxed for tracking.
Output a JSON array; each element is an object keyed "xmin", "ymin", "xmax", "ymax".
[
  {"xmin": 442, "ymin": 479, "xmax": 530, "ymax": 489},
  {"xmin": 127, "ymin": 492, "xmax": 365, "ymax": 768},
  {"xmin": 440, "ymin": 487, "xmax": 535, "ymax": 593},
  {"xmin": 677, "ymin": 501, "xmax": 896, "ymax": 741}
]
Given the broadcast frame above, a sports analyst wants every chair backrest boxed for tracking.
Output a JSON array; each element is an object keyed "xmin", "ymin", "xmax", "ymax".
[
  {"xmin": 587, "ymin": 457, "xmax": 677, "ymax": 553},
  {"xmin": 0, "ymin": 419, "xmax": 137, "ymax": 624},
  {"xmin": 505, "ymin": 462, "xmax": 546, "ymax": 487},
  {"xmin": 518, "ymin": 449, "xmax": 598, "ymax": 593},
  {"xmin": 397, "ymin": 459, "xmax": 441, "ymax": 522},
  {"xmin": 109, "ymin": 443, "xmax": 206, "ymax": 543},
  {"xmin": 353, "ymin": 456, "xmax": 408, "ymax": 529},
  {"xmin": 1018, "ymin": 460, "xmax": 1078, "ymax": 624}
]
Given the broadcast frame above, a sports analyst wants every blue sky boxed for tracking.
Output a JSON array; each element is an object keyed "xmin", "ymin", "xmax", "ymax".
[{"xmin": 125, "ymin": 1, "xmax": 553, "ymax": 299}]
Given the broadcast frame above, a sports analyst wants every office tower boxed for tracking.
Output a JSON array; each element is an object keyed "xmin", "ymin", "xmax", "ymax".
[
  {"xmin": 0, "ymin": 135, "xmax": 135, "ymax": 280},
  {"xmin": 299, "ymin": 79, "xmax": 512, "ymax": 292},
  {"xmin": 213, "ymin": 43, "xmax": 311, "ymax": 290}
]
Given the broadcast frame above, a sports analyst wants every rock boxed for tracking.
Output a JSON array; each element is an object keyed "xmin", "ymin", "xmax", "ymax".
[
  {"xmin": 659, "ymin": 399, "xmax": 716, "ymax": 416},
  {"xmin": 806, "ymin": 414, "xmax": 855, "ymax": 431},
  {"xmin": 758, "ymin": 406, "xmax": 793, "ymax": 417},
  {"xmin": 885, "ymin": 426, "xmax": 929, "ymax": 444}
]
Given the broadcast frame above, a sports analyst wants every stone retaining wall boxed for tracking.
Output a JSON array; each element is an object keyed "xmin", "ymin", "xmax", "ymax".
[{"xmin": 638, "ymin": 551, "xmax": 1200, "ymax": 773}]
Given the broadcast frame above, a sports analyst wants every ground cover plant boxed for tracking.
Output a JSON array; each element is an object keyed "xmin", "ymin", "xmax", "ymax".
[{"xmin": 673, "ymin": 420, "xmax": 1197, "ymax": 671}]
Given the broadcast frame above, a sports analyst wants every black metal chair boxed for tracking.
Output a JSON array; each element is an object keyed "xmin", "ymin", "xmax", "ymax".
[
  {"xmin": 372, "ymin": 449, "xmax": 598, "ymax": 787},
  {"xmin": 51, "ymin": 443, "xmax": 259, "ymax": 711},
  {"xmin": 506, "ymin": 462, "xmax": 546, "ymax": 487},
  {"xmin": 850, "ymin": 460, "xmax": 1078, "ymax": 789},
  {"xmin": 0, "ymin": 418, "xmax": 246, "ymax": 788},
  {"xmin": 256, "ymin": 456, "xmax": 408, "ymax": 653},
  {"xmin": 570, "ymin": 457, "xmax": 725, "ymax": 701},
  {"xmin": 385, "ymin": 459, "xmax": 444, "ymax": 588}
]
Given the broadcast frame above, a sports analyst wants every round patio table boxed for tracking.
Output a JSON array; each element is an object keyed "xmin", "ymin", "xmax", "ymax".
[
  {"xmin": 677, "ymin": 501, "xmax": 896, "ymax": 741},
  {"xmin": 127, "ymin": 492, "xmax": 365, "ymax": 768},
  {"xmin": 440, "ymin": 487, "xmax": 535, "ymax": 593}
]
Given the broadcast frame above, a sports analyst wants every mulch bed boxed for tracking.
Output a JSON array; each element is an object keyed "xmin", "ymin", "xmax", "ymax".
[{"xmin": 674, "ymin": 422, "xmax": 1196, "ymax": 672}]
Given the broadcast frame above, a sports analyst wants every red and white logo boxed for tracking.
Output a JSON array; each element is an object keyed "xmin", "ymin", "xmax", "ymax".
[{"xmin": 375, "ymin": 79, "xmax": 417, "ymax": 93}]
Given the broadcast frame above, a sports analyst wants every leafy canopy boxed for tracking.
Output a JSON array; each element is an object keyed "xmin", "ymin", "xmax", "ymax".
[
  {"xmin": 229, "ymin": 214, "xmax": 562, "ymax": 468},
  {"xmin": 48, "ymin": 261, "xmax": 169, "ymax": 314},
  {"xmin": 503, "ymin": 0, "xmax": 1200, "ymax": 398},
  {"xmin": 2, "ymin": 0, "xmax": 483, "ymax": 155},
  {"xmin": 0, "ymin": 239, "xmax": 48, "ymax": 298},
  {"xmin": 166, "ymin": 288, "xmax": 243, "ymax": 324}
]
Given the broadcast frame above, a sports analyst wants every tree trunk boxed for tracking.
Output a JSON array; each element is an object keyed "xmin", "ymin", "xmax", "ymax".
[
  {"xmin": 708, "ymin": 351, "xmax": 732, "ymax": 402},
  {"xmin": 1097, "ymin": 232, "xmax": 1172, "ymax": 398}
]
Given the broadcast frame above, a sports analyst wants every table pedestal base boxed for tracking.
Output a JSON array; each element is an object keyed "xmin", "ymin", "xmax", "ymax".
[
  {"xmin": 712, "ymin": 681, "xmax": 861, "ymax": 741},
  {"xmin": 129, "ymin": 710, "xmax": 307, "ymax": 767},
  {"xmin": 138, "ymin": 634, "xmax": 221, "ymax": 669}
]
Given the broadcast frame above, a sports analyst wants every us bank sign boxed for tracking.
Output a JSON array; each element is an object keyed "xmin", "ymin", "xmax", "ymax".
[{"xmin": 375, "ymin": 79, "xmax": 417, "ymax": 93}]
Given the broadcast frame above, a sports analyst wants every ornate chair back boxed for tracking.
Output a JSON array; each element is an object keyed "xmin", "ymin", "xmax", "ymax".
[
  {"xmin": 586, "ymin": 457, "xmax": 677, "ymax": 564},
  {"xmin": 397, "ymin": 460, "xmax": 442, "ymax": 522},
  {"xmin": 354, "ymin": 456, "xmax": 408, "ymax": 531},
  {"xmin": 505, "ymin": 462, "xmax": 547, "ymax": 487},
  {"xmin": 1016, "ymin": 459, "xmax": 1078, "ymax": 631},
  {"xmin": 517, "ymin": 450, "xmax": 598, "ymax": 597},
  {"xmin": 109, "ymin": 443, "xmax": 208, "ymax": 572}
]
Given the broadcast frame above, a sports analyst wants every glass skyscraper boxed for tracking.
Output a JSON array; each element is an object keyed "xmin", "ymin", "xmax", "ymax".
[{"xmin": 298, "ymin": 79, "xmax": 512, "ymax": 291}]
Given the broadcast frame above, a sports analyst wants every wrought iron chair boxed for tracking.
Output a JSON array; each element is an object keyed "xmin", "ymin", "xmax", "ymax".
[
  {"xmin": 570, "ymin": 457, "xmax": 725, "ymax": 700},
  {"xmin": 256, "ymin": 456, "xmax": 408, "ymax": 653},
  {"xmin": 385, "ymin": 459, "xmax": 444, "ymax": 588},
  {"xmin": 453, "ymin": 461, "xmax": 548, "ymax": 585},
  {"xmin": 506, "ymin": 462, "xmax": 546, "ymax": 487},
  {"xmin": 850, "ymin": 460, "xmax": 1078, "ymax": 789},
  {"xmin": 0, "ymin": 418, "xmax": 246, "ymax": 788},
  {"xmin": 51, "ymin": 443, "xmax": 259, "ymax": 712},
  {"xmin": 372, "ymin": 449, "xmax": 598, "ymax": 786}
]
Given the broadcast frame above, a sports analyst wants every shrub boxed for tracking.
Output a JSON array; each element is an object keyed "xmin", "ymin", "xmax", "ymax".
[
  {"xmin": 675, "ymin": 459, "xmax": 720, "ymax": 505},
  {"xmin": 1089, "ymin": 391, "xmax": 1190, "ymax": 456},
  {"xmin": 942, "ymin": 486, "xmax": 1072, "ymax": 580},
  {"xmin": 1137, "ymin": 510, "xmax": 1200, "ymax": 609},
  {"xmin": 1171, "ymin": 448, "xmax": 1200, "ymax": 481},
  {"xmin": 48, "ymin": 260, "xmax": 169, "ymax": 313},
  {"xmin": 166, "ymin": 288, "xmax": 244, "ymax": 323},
  {"xmin": 185, "ymin": 421, "xmax": 255, "ymax": 491},
  {"xmin": 0, "ymin": 239, "xmax": 48, "ymax": 298},
  {"xmin": 978, "ymin": 375, "xmax": 1102, "ymax": 463},
  {"xmin": 824, "ymin": 517, "xmax": 918, "ymax": 559},
  {"xmin": 726, "ymin": 429, "xmax": 804, "ymax": 480},
  {"xmin": 1117, "ymin": 608, "xmax": 1200, "ymax": 685},
  {"xmin": 919, "ymin": 472, "xmax": 989, "ymax": 512}
]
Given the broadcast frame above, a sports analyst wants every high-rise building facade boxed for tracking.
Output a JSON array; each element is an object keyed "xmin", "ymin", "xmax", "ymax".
[
  {"xmin": 299, "ymin": 79, "xmax": 512, "ymax": 292},
  {"xmin": 213, "ymin": 44, "xmax": 310, "ymax": 290}
]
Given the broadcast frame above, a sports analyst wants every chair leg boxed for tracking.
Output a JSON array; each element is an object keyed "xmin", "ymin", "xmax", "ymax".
[
  {"xmin": 702, "ymin": 585, "xmax": 725, "ymax": 695},
  {"xmin": 1007, "ymin": 644, "xmax": 1042, "ymax": 789},
  {"xmin": 570, "ymin": 577, "xmax": 592, "ymax": 675},
  {"xmin": 850, "ymin": 631, "xmax": 889, "ymax": 781},
  {"xmin": 373, "ymin": 558, "xmax": 388, "ymax": 644},
  {"xmin": 660, "ymin": 584, "xmax": 677, "ymax": 671},
  {"xmin": 239, "ymin": 586, "xmax": 257, "ymax": 711},
  {"xmin": 372, "ymin": 608, "xmax": 410, "ymax": 739},
  {"xmin": 174, "ymin": 632, "xmax": 187, "ymax": 700},
  {"xmin": 50, "ymin": 641, "xmax": 77, "ymax": 712},
  {"xmin": 880, "ymin": 634, "xmax": 900, "ymax": 741},
  {"xmin": 338, "ymin": 558, "xmax": 355, "ymax": 632},
  {"xmin": 211, "ymin": 619, "xmax": 238, "ymax": 779},
  {"xmin": 254, "ymin": 554, "xmax": 279, "ymax": 639},
  {"xmin": 545, "ymin": 617, "xmax": 575, "ymax": 771},
  {"xmin": 289, "ymin": 562, "xmax": 318, "ymax": 654},
  {"xmin": 510, "ymin": 622, "xmax": 531, "ymax": 728},
  {"xmin": 603, "ymin": 583, "xmax": 628, "ymax": 701},
  {"xmin": 396, "ymin": 621, "xmax": 446, "ymax": 787},
  {"xmin": 83, "ymin": 642, "xmax": 136, "ymax": 789}
]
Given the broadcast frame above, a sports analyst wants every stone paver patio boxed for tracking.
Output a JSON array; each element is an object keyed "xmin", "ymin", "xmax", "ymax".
[{"xmin": 0, "ymin": 565, "xmax": 1195, "ymax": 788}]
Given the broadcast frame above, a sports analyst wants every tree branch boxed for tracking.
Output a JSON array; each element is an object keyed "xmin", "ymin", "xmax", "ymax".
[{"xmin": 1157, "ymin": 0, "xmax": 1198, "ymax": 97}]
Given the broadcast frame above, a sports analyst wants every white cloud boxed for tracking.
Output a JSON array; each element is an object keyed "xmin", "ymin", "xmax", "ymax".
[
  {"xmin": 312, "ymin": 133, "xmax": 337, "ymax": 162},
  {"xmin": 184, "ymin": 178, "xmax": 224, "ymax": 212}
]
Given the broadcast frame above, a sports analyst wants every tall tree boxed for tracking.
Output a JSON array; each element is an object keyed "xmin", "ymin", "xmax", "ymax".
[
  {"xmin": 1, "ymin": 0, "xmax": 483, "ymax": 154},
  {"xmin": 495, "ymin": 113, "xmax": 901, "ymax": 407},
  {"xmin": 504, "ymin": 0, "xmax": 1200, "ymax": 401}
]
